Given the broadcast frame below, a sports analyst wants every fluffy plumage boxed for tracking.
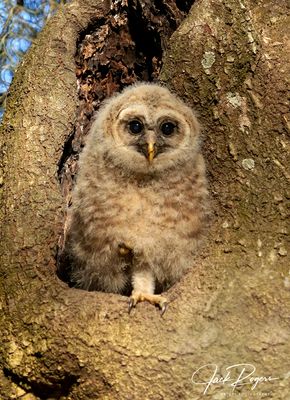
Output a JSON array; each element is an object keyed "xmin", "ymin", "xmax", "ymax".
[{"xmin": 66, "ymin": 82, "xmax": 208, "ymax": 312}]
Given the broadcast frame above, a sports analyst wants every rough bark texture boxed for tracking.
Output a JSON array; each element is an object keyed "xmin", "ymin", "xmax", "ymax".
[{"xmin": 0, "ymin": 0, "xmax": 289, "ymax": 399}]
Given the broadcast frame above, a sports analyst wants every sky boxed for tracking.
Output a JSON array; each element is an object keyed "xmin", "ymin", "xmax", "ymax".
[{"xmin": 0, "ymin": 0, "xmax": 59, "ymax": 118}]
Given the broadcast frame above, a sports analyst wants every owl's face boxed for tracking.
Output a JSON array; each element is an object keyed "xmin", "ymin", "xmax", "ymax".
[{"xmin": 91, "ymin": 83, "xmax": 201, "ymax": 176}]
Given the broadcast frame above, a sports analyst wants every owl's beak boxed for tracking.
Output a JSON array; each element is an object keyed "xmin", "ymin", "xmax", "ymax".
[
  {"xmin": 136, "ymin": 132, "xmax": 157, "ymax": 163},
  {"xmin": 147, "ymin": 142, "xmax": 155, "ymax": 163}
]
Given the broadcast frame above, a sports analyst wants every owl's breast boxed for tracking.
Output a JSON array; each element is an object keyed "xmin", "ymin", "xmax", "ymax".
[{"xmin": 106, "ymin": 182, "xmax": 200, "ymax": 244}]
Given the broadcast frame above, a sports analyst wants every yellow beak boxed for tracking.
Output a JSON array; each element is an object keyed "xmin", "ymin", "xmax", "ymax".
[{"xmin": 148, "ymin": 142, "xmax": 155, "ymax": 163}]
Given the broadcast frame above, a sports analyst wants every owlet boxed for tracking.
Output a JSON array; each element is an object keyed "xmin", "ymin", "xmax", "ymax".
[{"xmin": 65, "ymin": 83, "xmax": 208, "ymax": 314}]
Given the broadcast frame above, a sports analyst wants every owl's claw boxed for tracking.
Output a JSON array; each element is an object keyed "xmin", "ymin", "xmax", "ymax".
[
  {"xmin": 128, "ymin": 292, "xmax": 168, "ymax": 315},
  {"xmin": 160, "ymin": 301, "xmax": 168, "ymax": 316},
  {"xmin": 128, "ymin": 297, "xmax": 136, "ymax": 314}
]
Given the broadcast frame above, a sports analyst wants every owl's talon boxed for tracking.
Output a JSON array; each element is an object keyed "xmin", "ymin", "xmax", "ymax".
[
  {"xmin": 128, "ymin": 292, "xmax": 168, "ymax": 315},
  {"xmin": 128, "ymin": 297, "xmax": 136, "ymax": 314},
  {"xmin": 160, "ymin": 301, "xmax": 168, "ymax": 316}
]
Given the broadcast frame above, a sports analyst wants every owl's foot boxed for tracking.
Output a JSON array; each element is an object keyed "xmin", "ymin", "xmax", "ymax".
[
  {"xmin": 128, "ymin": 292, "xmax": 168, "ymax": 315},
  {"xmin": 118, "ymin": 242, "xmax": 133, "ymax": 256}
]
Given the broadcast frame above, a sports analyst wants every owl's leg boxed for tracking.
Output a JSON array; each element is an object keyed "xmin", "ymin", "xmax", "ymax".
[{"xmin": 128, "ymin": 270, "xmax": 168, "ymax": 315}]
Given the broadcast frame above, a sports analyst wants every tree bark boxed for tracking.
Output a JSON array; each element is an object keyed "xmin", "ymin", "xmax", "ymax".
[{"xmin": 0, "ymin": 0, "xmax": 289, "ymax": 399}]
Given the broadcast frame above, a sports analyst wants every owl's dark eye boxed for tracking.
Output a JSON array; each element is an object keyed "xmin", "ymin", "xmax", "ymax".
[
  {"xmin": 128, "ymin": 120, "xmax": 144, "ymax": 134},
  {"xmin": 160, "ymin": 121, "xmax": 176, "ymax": 136}
]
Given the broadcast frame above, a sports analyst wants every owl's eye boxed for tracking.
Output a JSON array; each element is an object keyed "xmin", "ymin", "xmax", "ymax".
[
  {"xmin": 128, "ymin": 120, "xmax": 144, "ymax": 134},
  {"xmin": 160, "ymin": 121, "xmax": 176, "ymax": 136}
]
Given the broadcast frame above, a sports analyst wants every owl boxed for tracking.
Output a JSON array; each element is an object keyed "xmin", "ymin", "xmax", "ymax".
[{"xmin": 65, "ymin": 82, "xmax": 208, "ymax": 314}]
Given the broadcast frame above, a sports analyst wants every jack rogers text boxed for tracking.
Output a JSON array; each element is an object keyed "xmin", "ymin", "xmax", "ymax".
[{"xmin": 191, "ymin": 363, "xmax": 279, "ymax": 394}]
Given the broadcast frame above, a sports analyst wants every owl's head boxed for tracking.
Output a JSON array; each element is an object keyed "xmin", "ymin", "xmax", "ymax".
[{"xmin": 89, "ymin": 83, "xmax": 201, "ymax": 176}]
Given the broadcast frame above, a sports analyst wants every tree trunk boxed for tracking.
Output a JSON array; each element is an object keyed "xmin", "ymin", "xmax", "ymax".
[{"xmin": 0, "ymin": 0, "xmax": 289, "ymax": 399}]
